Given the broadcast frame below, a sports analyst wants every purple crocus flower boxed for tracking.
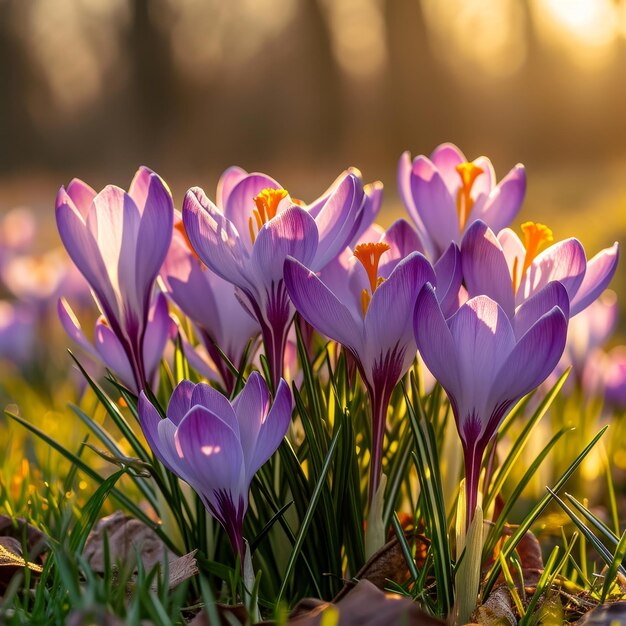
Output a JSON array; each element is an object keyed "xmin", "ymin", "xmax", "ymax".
[
  {"xmin": 398, "ymin": 142, "xmax": 526, "ymax": 260},
  {"xmin": 284, "ymin": 219, "xmax": 459, "ymax": 501},
  {"xmin": 414, "ymin": 282, "xmax": 569, "ymax": 526},
  {"xmin": 58, "ymin": 292, "xmax": 175, "ymax": 393},
  {"xmin": 138, "ymin": 372, "xmax": 292, "ymax": 560},
  {"xmin": 182, "ymin": 168, "xmax": 368, "ymax": 389},
  {"xmin": 161, "ymin": 216, "xmax": 260, "ymax": 391},
  {"xmin": 461, "ymin": 220, "xmax": 619, "ymax": 318},
  {"xmin": 55, "ymin": 167, "xmax": 174, "ymax": 391}
]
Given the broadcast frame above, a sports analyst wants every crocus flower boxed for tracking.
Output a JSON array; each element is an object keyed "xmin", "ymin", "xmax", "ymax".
[
  {"xmin": 284, "ymin": 219, "xmax": 458, "ymax": 502},
  {"xmin": 398, "ymin": 142, "xmax": 526, "ymax": 260},
  {"xmin": 182, "ymin": 168, "xmax": 368, "ymax": 389},
  {"xmin": 58, "ymin": 292, "xmax": 175, "ymax": 393},
  {"xmin": 461, "ymin": 220, "xmax": 619, "ymax": 319},
  {"xmin": 138, "ymin": 372, "xmax": 292, "ymax": 559},
  {"xmin": 161, "ymin": 215, "xmax": 260, "ymax": 391},
  {"xmin": 0, "ymin": 300, "xmax": 35, "ymax": 366},
  {"xmin": 414, "ymin": 282, "xmax": 568, "ymax": 526},
  {"xmin": 56, "ymin": 166, "xmax": 174, "ymax": 391}
]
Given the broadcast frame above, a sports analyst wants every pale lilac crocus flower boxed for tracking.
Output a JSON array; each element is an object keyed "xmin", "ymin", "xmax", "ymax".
[
  {"xmin": 284, "ymin": 219, "xmax": 460, "ymax": 501},
  {"xmin": 398, "ymin": 142, "xmax": 526, "ymax": 260},
  {"xmin": 55, "ymin": 167, "xmax": 174, "ymax": 391},
  {"xmin": 138, "ymin": 372, "xmax": 292, "ymax": 560},
  {"xmin": 58, "ymin": 292, "xmax": 175, "ymax": 393},
  {"xmin": 461, "ymin": 220, "xmax": 619, "ymax": 319},
  {"xmin": 161, "ymin": 216, "xmax": 260, "ymax": 391},
  {"xmin": 182, "ymin": 168, "xmax": 368, "ymax": 389},
  {"xmin": 414, "ymin": 282, "xmax": 569, "ymax": 526}
]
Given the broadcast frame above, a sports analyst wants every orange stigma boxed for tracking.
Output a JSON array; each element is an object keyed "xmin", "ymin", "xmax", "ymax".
[
  {"xmin": 512, "ymin": 221, "xmax": 554, "ymax": 293},
  {"xmin": 455, "ymin": 162, "xmax": 484, "ymax": 230},
  {"xmin": 248, "ymin": 188, "xmax": 288, "ymax": 244},
  {"xmin": 354, "ymin": 242, "xmax": 390, "ymax": 315}
]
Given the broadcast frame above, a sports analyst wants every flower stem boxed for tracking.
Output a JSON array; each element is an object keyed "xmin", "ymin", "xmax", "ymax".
[{"xmin": 463, "ymin": 443, "xmax": 484, "ymax": 530}]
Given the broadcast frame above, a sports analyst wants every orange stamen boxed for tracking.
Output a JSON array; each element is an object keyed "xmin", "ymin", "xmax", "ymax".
[
  {"xmin": 512, "ymin": 222, "xmax": 554, "ymax": 293},
  {"xmin": 455, "ymin": 161, "xmax": 484, "ymax": 230},
  {"xmin": 249, "ymin": 188, "xmax": 288, "ymax": 244},
  {"xmin": 354, "ymin": 242, "xmax": 391, "ymax": 293}
]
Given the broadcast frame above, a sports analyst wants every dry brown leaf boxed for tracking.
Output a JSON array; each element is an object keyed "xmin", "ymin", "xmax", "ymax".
[
  {"xmin": 334, "ymin": 532, "xmax": 429, "ymax": 601},
  {"xmin": 287, "ymin": 579, "xmax": 444, "ymax": 626},
  {"xmin": 84, "ymin": 511, "xmax": 175, "ymax": 572},
  {"xmin": 575, "ymin": 601, "xmax": 626, "ymax": 624},
  {"xmin": 0, "ymin": 517, "xmax": 47, "ymax": 592},
  {"xmin": 470, "ymin": 585, "xmax": 516, "ymax": 626},
  {"xmin": 151, "ymin": 550, "xmax": 199, "ymax": 591}
]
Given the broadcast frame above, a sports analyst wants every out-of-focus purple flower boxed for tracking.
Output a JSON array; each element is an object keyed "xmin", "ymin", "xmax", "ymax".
[
  {"xmin": 284, "ymin": 220, "xmax": 454, "ymax": 501},
  {"xmin": 414, "ymin": 283, "xmax": 568, "ymax": 526},
  {"xmin": 138, "ymin": 372, "xmax": 292, "ymax": 559},
  {"xmin": 462, "ymin": 220, "xmax": 619, "ymax": 318},
  {"xmin": 0, "ymin": 300, "xmax": 35, "ymax": 366},
  {"xmin": 398, "ymin": 143, "xmax": 526, "ymax": 260},
  {"xmin": 56, "ymin": 167, "xmax": 174, "ymax": 391},
  {"xmin": 182, "ymin": 168, "xmax": 369, "ymax": 388},
  {"xmin": 600, "ymin": 347, "xmax": 626, "ymax": 410},
  {"xmin": 0, "ymin": 208, "xmax": 36, "ymax": 266},
  {"xmin": 161, "ymin": 216, "xmax": 260, "ymax": 391},
  {"xmin": 59, "ymin": 292, "xmax": 176, "ymax": 393}
]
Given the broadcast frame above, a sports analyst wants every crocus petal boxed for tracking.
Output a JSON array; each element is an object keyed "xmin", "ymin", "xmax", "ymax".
[
  {"xmin": 190, "ymin": 383, "xmax": 240, "ymax": 435},
  {"xmin": 349, "ymin": 181, "xmax": 383, "ymax": 247},
  {"xmin": 379, "ymin": 219, "xmax": 424, "ymax": 278},
  {"xmin": 364, "ymin": 252, "xmax": 435, "ymax": 363},
  {"xmin": 232, "ymin": 372, "xmax": 270, "ymax": 472},
  {"xmin": 66, "ymin": 179, "xmax": 97, "ymax": 218},
  {"xmin": 569, "ymin": 242, "xmax": 619, "ymax": 316},
  {"xmin": 251, "ymin": 206, "xmax": 318, "ymax": 281},
  {"xmin": 410, "ymin": 156, "xmax": 460, "ymax": 258},
  {"xmin": 216, "ymin": 166, "xmax": 248, "ymax": 210},
  {"xmin": 518, "ymin": 238, "xmax": 586, "ymax": 304},
  {"xmin": 448, "ymin": 296, "xmax": 516, "ymax": 421},
  {"xmin": 312, "ymin": 173, "xmax": 364, "ymax": 269},
  {"xmin": 284, "ymin": 256, "xmax": 362, "ymax": 350},
  {"xmin": 470, "ymin": 164, "xmax": 525, "ymax": 232},
  {"xmin": 224, "ymin": 173, "xmax": 285, "ymax": 252},
  {"xmin": 469, "ymin": 155, "xmax": 495, "ymax": 201},
  {"xmin": 434, "ymin": 242, "xmax": 463, "ymax": 318},
  {"xmin": 248, "ymin": 378, "xmax": 292, "ymax": 479},
  {"xmin": 142, "ymin": 293, "xmax": 175, "ymax": 381},
  {"xmin": 497, "ymin": 228, "xmax": 525, "ymax": 276},
  {"xmin": 167, "ymin": 379, "xmax": 196, "ymax": 425},
  {"xmin": 94, "ymin": 319, "xmax": 136, "ymax": 390},
  {"xmin": 128, "ymin": 166, "xmax": 155, "ymax": 210},
  {"xmin": 182, "ymin": 187, "xmax": 249, "ymax": 288},
  {"xmin": 175, "ymin": 406, "xmax": 245, "ymax": 498},
  {"xmin": 461, "ymin": 220, "xmax": 515, "ymax": 318},
  {"xmin": 513, "ymin": 281, "xmax": 570, "ymax": 340},
  {"xmin": 57, "ymin": 298, "xmax": 99, "ymax": 360},
  {"xmin": 429, "ymin": 142, "xmax": 466, "ymax": 193},
  {"xmin": 492, "ymin": 307, "xmax": 568, "ymax": 415},
  {"xmin": 56, "ymin": 189, "xmax": 119, "ymax": 318},
  {"xmin": 414, "ymin": 283, "xmax": 461, "ymax": 402},
  {"xmin": 137, "ymin": 391, "xmax": 176, "ymax": 472},
  {"xmin": 134, "ymin": 174, "xmax": 174, "ymax": 313}
]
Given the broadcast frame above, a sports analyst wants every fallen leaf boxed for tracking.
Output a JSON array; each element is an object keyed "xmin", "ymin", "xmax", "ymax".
[
  {"xmin": 471, "ymin": 585, "xmax": 516, "ymax": 626},
  {"xmin": 287, "ymin": 579, "xmax": 444, "ymax": 625},
  {"xmin": 0, "ymin": 517, "xmax": 47, "ymax": 592},
  {"xmin": 575, "ymin": 601, "xmax": 626, "ymax": 624},
  {"xmin": 334, "ymin": 533, "xmax": 429, "ymax": 601},
  {"xmin": 152, "ymin": 550, "xmax": 199, "ymax": 590},
  {"xmin": 187, "ymin": 603, "xmax": 249, "ymax": 625},
  {"xmin": 84, "ymin": 511, "xmax": 175, "ymax": 573}
]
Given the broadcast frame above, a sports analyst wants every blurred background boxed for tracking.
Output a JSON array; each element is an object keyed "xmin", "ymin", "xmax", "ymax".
[{"xmin": 0, "ymin": 0, "xmax": 625, "ymax": 284}]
